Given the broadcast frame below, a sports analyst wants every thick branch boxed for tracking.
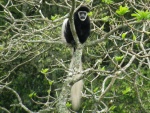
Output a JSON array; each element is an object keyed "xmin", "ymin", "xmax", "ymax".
[{"xmin": 56, "ymin": 0, "xmax": 78, "ymax": 113}]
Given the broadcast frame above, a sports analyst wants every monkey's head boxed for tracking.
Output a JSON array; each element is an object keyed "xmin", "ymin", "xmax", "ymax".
[{"xmin": 76, "ymin": 6, "xmax": 90, "ymax": 21}]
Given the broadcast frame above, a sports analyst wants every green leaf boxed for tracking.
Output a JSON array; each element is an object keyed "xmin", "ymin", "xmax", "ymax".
[
  {"xmin": 109, "ymin": 105, "xmax": 117, "ymax": 110},
  {"xmin": 88, "ymin": 11, "xmax": 93, "ymax": 17},
  {"xmin": 101, "ymin": 66, "xmax": 105, "ymax": 71},
  {"xmin": 122, "ymin": 87, "xmax": 131, "ymax": 94},
  {"xmin": 116, "ymin": 5, "xmax": 130, "ymax": 15},
  {"xmin": 51, "ymin": 15, "xmax": 56, "ymax": 20},
  {"xmin": 0, "ymin": 45, "xmax": 4, "ymax": 51},
  {"xmin": 131, "ymin": 10, "xmax": 150, "ymax": 21},
  {"xmin": 29, "ymin": 92, "xmax": 36, "ymax": 98},
  {"xmin": 47, "ymin": 90, "xmax": 51, "ymax": 94},
  {"xmin": 85, "ymin": 0, "xmax": 91, "ymax": 3},
  {"xmin": 121, "ymin": 32, "xmax": 127, "ymax": 39},
  {"xmin": 101, "ymin": 16, "xmax": 110, "ymax": 22},
  {"xmin": 132, "ymin": 35, "xmax": 136, "ymax": 41},
  {"xmin": 93, "ymin": 87, "xmax": 99, "ymax": 93},
  {"xmin": 115, "ymin": 55, "xmax": 124, "ymax": 61},
  {"xmin": 102, "ymin": 0, "xmax": 113, "ymax": 4},
  {"xmin": 48, "ymin": 80, "xmax": 54, "ymax": 86},
  {"xmin": 66, "ymin": 102, "xmax": 71, "ymax": 108},
  {"xmin": 51, "ymin": 15, "xmax": 59, "ymax": 21},
  {"xmin": 41, "ymin": 68, "xmax": 49, "ymax": 74}
]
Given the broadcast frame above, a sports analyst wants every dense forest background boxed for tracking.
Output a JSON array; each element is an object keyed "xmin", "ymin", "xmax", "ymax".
[{"xmin": 0, "ymin": 0, "xmax": 150, "ymax": 113}]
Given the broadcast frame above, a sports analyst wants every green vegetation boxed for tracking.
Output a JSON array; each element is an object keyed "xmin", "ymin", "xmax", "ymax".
[{"xmin": 0, "ymin": 0, "xmax": 149, "ymax": 113}]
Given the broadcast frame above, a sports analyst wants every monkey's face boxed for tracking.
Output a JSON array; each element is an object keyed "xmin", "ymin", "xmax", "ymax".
[{"xmin": 78, "ymin": 11, "xmax": 87, "ymax": 21}]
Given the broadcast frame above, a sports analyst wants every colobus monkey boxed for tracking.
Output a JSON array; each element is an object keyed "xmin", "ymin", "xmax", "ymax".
[
  {"xmin": 62, "ymin": 6, "xmax": 90, "ymax": 49},
  {"xmin": 61, "ymin": 6, "xmax": 90, "ymax": 111}
]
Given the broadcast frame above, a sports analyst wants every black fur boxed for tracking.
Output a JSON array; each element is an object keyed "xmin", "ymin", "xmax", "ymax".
[{"xmin": 63, "ymin": 6, "xmax": 90, "ymax": 46}]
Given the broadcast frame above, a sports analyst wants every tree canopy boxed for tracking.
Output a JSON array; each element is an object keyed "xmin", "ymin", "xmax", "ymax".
[{"xmin": 0, "ymin": 0, "xmax": 150, "ymax": 113}]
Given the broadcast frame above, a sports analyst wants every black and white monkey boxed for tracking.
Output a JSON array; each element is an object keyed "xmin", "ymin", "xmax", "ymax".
[
  {"xmin": 61, "ymin": 6, "xmax": 90, "ymax": 110},
  {"xmin": 62, "ymin": 6, "xmax": 90, "ymax": 49}
]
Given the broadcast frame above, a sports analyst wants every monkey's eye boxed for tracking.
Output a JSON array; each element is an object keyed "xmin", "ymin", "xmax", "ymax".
[
  {"xmin": 80, "ymin": 13, "xmax": 86, "ymax": 17},
  {"xmin": 78, "ymin": 11, "xmax": 87, "ymax": 16}
]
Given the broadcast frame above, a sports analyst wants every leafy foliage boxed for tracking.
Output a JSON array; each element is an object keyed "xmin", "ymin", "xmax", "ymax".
[
  {"xmin": 0, "ymin": 0, "xmax": 150, "ymax": 113},
  {"xmin": 121, "ymin": 32, "xmax": 127, "ymax": 39},
  {"xmin": 132, "ymin": 10, "xmax": 150, "ymax": 20},
  {"xmin": 87, "ymin": 11, "xmax": 93, "ymax": 17},
  {"xmin": 102, "ymin": 0, "xmax": 114, "ymax": 4},
  {"xmin": 116, "ymin": 5, "xmax": 130, "ymax": 15}
]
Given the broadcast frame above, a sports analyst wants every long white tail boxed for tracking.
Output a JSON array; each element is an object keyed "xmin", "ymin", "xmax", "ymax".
[
  {"xmin": 71, "ymin": 76, "xmax": 83, "ymax": 110},
  {"xmin": 69, "ymin": 45, "xmax": 83, "ymax": 111}
]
